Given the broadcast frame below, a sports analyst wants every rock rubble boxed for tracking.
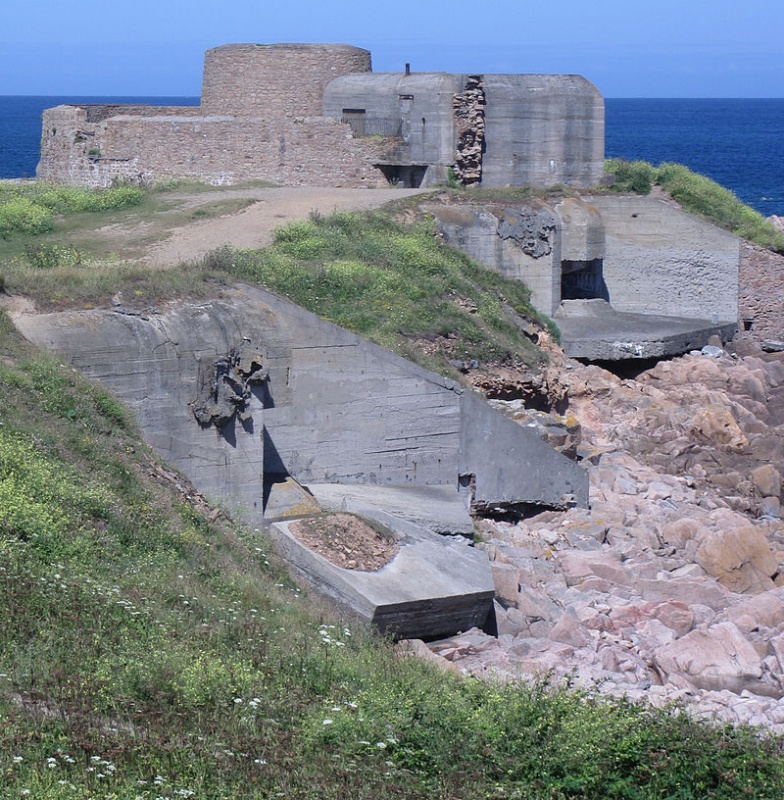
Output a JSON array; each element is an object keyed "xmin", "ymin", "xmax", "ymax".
[{"xmin": 417, "ymin": 346, "xmax": 784, "ymax": 732}]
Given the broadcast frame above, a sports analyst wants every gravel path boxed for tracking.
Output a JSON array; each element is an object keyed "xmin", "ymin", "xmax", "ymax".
[{"xmin": 145, "ymin": 187, "xmax": 428, "ymax": 266}]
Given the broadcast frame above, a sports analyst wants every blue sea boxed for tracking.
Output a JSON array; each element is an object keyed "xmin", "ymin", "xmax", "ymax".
[{"xmin": 1, "ymin": 96, "xmax": 782, "ymax": 217}]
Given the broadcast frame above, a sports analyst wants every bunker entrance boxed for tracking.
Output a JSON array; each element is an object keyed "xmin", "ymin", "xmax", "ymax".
[
  {"xmin": 376, "ymin": 163, "xmax": 427, "ymax": 188},
  {"xmin": 561, "ymin": 259, "xmax": 609, "ymax": 302}
]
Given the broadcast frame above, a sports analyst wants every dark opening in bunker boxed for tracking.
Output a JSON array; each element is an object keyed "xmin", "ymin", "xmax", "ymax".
[
  {"xmin": 376, "ymin": 163, "xmax": 427, "ymax": 188},
  {"xmin": 561, "ymin": 259, "xmax": 609, "ymax": 302}
]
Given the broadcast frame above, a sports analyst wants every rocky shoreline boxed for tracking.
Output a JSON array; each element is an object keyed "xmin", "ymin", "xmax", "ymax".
[{"xmin": 413, "ymin": 342, "xmax": 784, "ymax": 732}]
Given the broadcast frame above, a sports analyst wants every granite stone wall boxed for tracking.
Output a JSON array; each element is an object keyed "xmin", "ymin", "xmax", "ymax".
[
  {"xmin": 38, "ymin": 107, "xmax": 391, "ymax": 188},
  {"xmin": 201, "ymin": 43, "xmax": 372, "ymax": 118}
]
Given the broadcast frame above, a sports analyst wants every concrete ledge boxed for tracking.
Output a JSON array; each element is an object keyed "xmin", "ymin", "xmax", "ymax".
[
  {"xmin": 268, "ymin": 512, "xmax": 495, "ymax": 640},
  {"xmin": 556, "ymin": 300, "xmax": 738, "ymax": 360}
]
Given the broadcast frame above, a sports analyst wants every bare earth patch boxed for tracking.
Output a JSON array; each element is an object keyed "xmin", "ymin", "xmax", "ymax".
[
  {"xmin": 288, "ymin": 513, "xmax": 399, "ymax": 571},
  {"xmin": 144, "ymin": 186, "xmax": 429, "ymax": 267}
]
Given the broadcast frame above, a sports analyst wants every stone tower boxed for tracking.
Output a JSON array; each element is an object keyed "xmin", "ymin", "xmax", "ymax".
[{"xmin": 200, "ymin": 42, "xmax": 372, "ymax": 118}]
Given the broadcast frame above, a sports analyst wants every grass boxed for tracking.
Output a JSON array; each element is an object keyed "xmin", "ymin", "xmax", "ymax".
[
  {"xmin": 203, "ymin": 209, "xmax": 553, "ymax": 375},
  {"xmin": 1, "ymin": 311, "xmax": 784, "ymax": 798},
  {"xmin": 2, "ymin": 176, "xmax": 784, "ymax": 795},
  {"xmin": 605, "ymin": 158, "xmax": 784, "ymax": 253}
]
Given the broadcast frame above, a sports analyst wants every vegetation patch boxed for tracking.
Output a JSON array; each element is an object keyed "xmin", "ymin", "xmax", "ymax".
[
  {"xmin": 605, "ymin": 158, "xmax": 784, "ymax": 253},
  {"xmin": 289, "ymin": 513, "xmax": 399, "ymax": 571},
  {"xmin": 203, "ymin": 209, "xmax": 552, "ymax": 376}
]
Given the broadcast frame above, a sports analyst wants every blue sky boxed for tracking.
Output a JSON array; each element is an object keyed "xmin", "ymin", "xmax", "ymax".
[{"xmin": 1, "ymin": 0, "xmax": 781, "ymax": 97}]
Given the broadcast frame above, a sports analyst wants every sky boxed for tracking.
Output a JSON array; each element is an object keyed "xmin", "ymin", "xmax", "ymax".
[{"xmin": 1, "ymin": 0, "xmax": 781, "ymax": 98}]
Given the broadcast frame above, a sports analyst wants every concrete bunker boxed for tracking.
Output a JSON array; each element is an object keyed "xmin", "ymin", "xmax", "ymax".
[
  {"xmin": 430, "ymin": 194, "xmax": 741, "ymax": 361},
  {"xmin": 37, "ymin": 43, "xmax": 605, "ymax": 190},
  {"xmin": 15, "ymin": 284, "xmax": 588, "ymax": 639}
]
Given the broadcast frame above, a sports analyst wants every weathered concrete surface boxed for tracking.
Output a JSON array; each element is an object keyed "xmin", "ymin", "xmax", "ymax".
[
  {"xmin": 431, "ymin": 201, "xmax": 563, "ymax": 316},
  {"xmin": 306, "ymin": 483, "xmax": 475, "ymax": 536},
  {"xmin": 460, "ymin": 389, "xmax": 588, "ymax": 509},
  {"xmin": 481, "ymin": 75, "xmax": 605, "ymax": 188},
  {"xmin": 555, "ymin": 299, "xmax": 738, "ymax": 360},
  {"xmin": 430, "ymin": 194, "xmax": 740, "ymax": 360},
  {"xmin": 14, "ymin": 284, "xmax": 587, "ymax": 526},
  {"xmin": 586, "ymin": 194, "xmax": 740, "ymax": 323},
  {"xmin": 269, "ymin": 512, "xmax": 495, "ymax": 639}
]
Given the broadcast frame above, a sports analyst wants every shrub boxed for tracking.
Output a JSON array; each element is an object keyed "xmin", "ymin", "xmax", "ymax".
[{"xmin": 0, "ymin": 197, "xmax": 54, "ymax": 238}]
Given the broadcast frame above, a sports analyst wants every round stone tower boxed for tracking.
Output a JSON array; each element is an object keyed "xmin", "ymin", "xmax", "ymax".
[{"xmin": 200, "ymin": 43, "xmax": 372, "ymax": 118}]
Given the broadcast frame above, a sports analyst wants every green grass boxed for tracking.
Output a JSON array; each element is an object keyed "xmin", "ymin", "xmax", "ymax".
[
  {"xmin": 605, "ymin": 158, "xmax": 784, "ymax": 253},
  {"xmin": 2, "ymin": 310, "xmax": 784, "ymax": 799},
  {"xmin": 0, "ymin": 183, "xmax": 144, "ymax": 240},
  {"xmin": 204, "ymin": 210, "xmax": 553, "ymax": 375}
]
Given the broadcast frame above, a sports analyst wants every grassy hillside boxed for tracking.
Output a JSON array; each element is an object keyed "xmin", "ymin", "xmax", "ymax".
[
  {"xmin": 2, "ymin": 180, "xmax": 784, "ymax": 797},
  {"xmin": 2, "ymin": 309, "xmax": 784, "ymax": 799}
]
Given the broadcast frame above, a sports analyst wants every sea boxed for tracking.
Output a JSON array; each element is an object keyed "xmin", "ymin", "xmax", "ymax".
[{"xmin": 1, "ymin": 96, "xmax": 782, "ymax": 217}]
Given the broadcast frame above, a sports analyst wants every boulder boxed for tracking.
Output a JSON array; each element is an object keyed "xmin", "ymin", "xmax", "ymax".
[
  {"xmin": 690, "ymin": 404, "xmax": 748, "ymax": 450},
  {"xmin": 695, "ymin": 525, "xmax": 777, "ymax": 594},
  {"xmin": 653, "ymin": 622, "xmax": 765, "ymax": 695},
  {"xmin": 751, "ymin": 464, "xmax": 782, "ymax": 499}
]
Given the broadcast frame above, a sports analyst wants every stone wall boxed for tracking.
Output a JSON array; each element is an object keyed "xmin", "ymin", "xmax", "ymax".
[
  {"xmin": 38, "ymin": 107, "xmax": 391, "ymax": 188},
  {"xmin": 201, "ymin": 43, "xmax": 372, "ymax": 118},
  {"xmin": 739, "ymin": 242, "xmax": 784, "ymax": 339}
]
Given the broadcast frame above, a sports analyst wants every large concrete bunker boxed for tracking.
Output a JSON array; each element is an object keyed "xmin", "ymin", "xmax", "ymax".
[
  {"xmin": 431, "ymin": 194, "xmax": 741, "ymax": 360},
  {"xmin": 37, "ymin": 42, "xmax": 605, "ymax": 191},
  {"xmin": 16, "ymin": 285, "xmax": 588, "ymax": 639}
]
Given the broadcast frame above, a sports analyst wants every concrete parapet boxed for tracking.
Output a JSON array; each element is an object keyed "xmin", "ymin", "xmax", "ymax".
[{"xmin": 586, "ymin": 194, "xmax": 740, "ymax": 323}]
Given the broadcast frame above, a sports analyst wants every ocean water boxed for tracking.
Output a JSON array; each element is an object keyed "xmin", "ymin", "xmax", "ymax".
[
  {"xmin": 604, "ymin": 98, "xmax": 784, "ymax": 218},
  {"xmin": 1, "ymin": 96, "xmax": 782, "ymax": 216}
]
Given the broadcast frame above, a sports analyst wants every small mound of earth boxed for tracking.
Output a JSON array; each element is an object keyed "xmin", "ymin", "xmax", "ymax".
[{"xmin": 288, "ymin": 513, "xmax": 399, "ymax": 571}]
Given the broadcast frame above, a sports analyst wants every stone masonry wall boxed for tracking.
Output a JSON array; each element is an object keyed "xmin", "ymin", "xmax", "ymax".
[
  {"xmin": 201, "ymin": 43, "xmax": 371, "ymax": 118},
  {"xmin": 38, "ymin": 107, "xmax": 391, "ymax": 188}
]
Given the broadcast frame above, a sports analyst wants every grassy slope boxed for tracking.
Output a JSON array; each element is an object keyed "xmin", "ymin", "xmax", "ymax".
[
  {"xmin": 2, "ymin": 310, "xmax": 784, "ymax": 799},
  {"xmin": 604, "ymin": 158, "xmax": 784, "ymax": 253},
  {"xmin": 1, "ymin": 180, "xmax": 784, "ymax": 797}
]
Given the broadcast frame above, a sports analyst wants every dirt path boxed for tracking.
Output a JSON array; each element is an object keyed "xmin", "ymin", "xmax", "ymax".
[{"xmin": 145, "ymin": 187, "xmax": 428, "ymax": 266}]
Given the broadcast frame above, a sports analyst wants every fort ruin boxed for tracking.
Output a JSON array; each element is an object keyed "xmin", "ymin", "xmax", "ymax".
[{"xmin": 37, "ymin": 43, "xmax": 605, "ymax": 190}]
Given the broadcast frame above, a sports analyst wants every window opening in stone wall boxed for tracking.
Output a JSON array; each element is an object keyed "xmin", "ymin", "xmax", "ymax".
[
  {"xmin": 341, "ymin": 109, "xmax": 402, "ymax": 138},
  {"xmin": 561, "ymin": 259, "xmax": 609, "ymax": 302}
]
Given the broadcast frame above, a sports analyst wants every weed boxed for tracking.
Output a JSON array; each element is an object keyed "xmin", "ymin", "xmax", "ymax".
[{"xmin": 210, "ymin": 210, "xmax": 549, "ymax": 374}]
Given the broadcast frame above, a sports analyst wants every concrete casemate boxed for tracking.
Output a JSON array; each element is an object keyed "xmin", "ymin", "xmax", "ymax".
[{"xmin": 15, "ymin": 284, "xmax": 587, "ymax": 637}]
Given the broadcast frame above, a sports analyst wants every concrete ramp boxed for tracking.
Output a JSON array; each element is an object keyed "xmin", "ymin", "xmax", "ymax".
[
  {"xmin": 269, "ymin": 511, "xmax": 494, "ymax": 640},
  {"xmin": 306, "ymin": 483, "xmax": 474, "ymax": 536}
]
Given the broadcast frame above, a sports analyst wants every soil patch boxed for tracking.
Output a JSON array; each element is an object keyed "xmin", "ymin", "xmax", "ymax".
[{"xmin": 288, "ymin": 513, "xmax": 399, "ymax": 571}]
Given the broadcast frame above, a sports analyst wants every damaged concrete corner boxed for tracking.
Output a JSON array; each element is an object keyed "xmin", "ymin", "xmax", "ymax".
[
  {"xmin": 498, "ymin": 206, "xmax": 558, "ymax": 258},
  {"xmin": 452, "ymin": 75, "xmax": 485, "ymax": 186},
  {"xmin": 190, "ymin": 342, "xmax": 269, "ymax": 428}
]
